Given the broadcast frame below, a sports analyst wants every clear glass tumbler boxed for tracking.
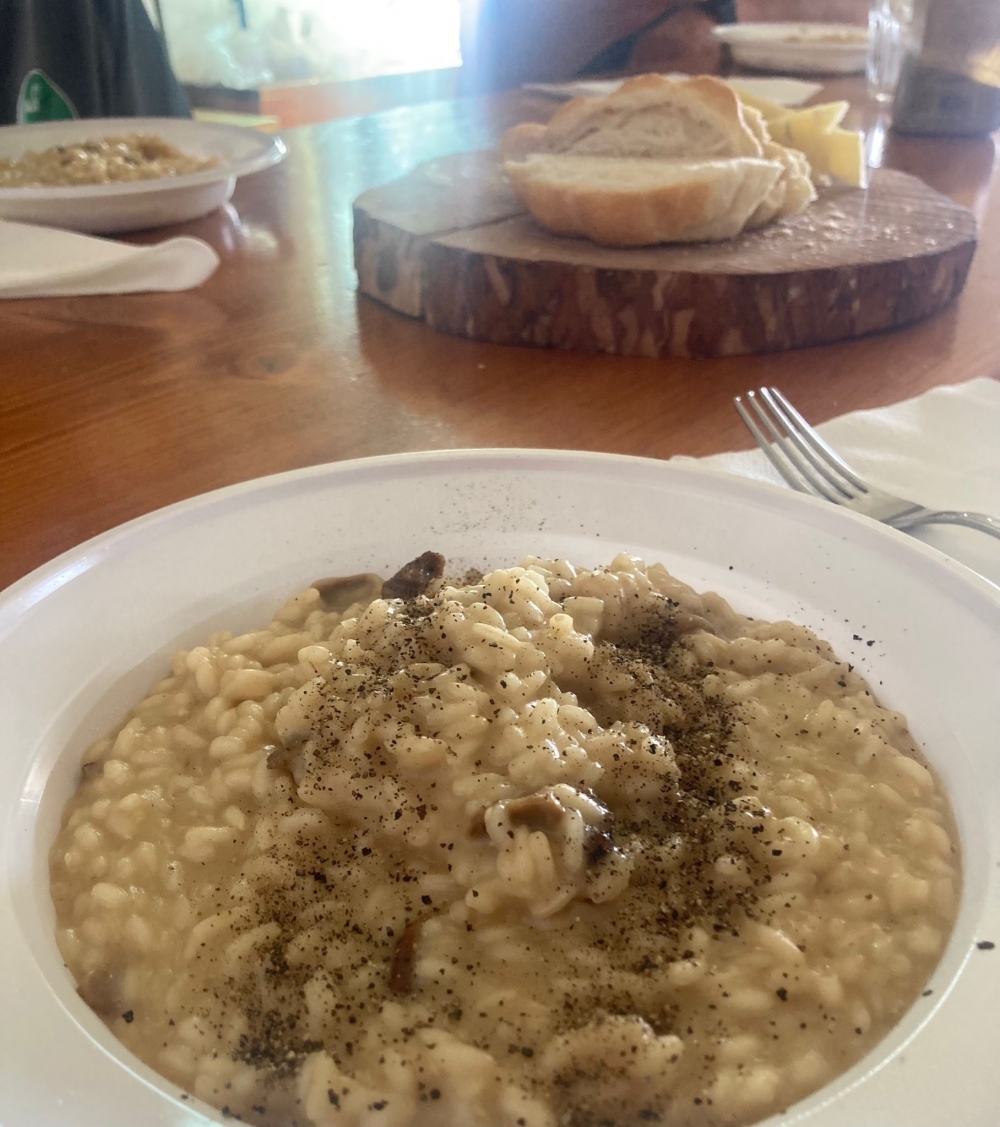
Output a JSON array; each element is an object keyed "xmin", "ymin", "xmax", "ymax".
[{"xmin": 868, "ymin": 0, "xmax": 912, "ymax": 104}]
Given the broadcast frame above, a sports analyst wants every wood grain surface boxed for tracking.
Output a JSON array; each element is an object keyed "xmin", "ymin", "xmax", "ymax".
[
  {"xmin": 1, "ymin": 80, "xmax": 999, "ymax": 591},
  {"xmin": 354, "ymin": 154, "xmax": 977, "ymax": 357}
]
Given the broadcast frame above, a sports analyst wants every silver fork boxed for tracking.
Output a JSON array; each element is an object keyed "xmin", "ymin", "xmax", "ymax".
[{"xmin": 734, "ymin": 387, "xmax": 1000, "ymax": 540}]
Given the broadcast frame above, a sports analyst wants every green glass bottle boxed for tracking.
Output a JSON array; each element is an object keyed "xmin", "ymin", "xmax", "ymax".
[{"xmin": 891, "ymin": 0, "xmax": 1000, "ymax": 135}]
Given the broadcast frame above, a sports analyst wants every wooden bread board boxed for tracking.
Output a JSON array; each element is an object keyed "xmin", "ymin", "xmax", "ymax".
[{"xmin": 353, "ymin": 151, "xmax": 977, "ymax": 359}]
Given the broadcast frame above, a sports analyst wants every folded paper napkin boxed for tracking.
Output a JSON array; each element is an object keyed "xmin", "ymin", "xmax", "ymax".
[
  {"xmin": 523, "ymin": 75, "xmax": 823, "ymax": 107},
  {"xmin": 0, "ymin": 220, "xmax": 219, "ymax": 299},
  {"xmin": 671, "ymin": 378, "xmax": 1000, "ymax": 589}
]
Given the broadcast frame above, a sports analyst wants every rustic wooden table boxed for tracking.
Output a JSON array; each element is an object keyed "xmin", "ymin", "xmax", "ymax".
[{"xmin": 2, "ymin": 80, "xmax": 998, "ymax": 591}]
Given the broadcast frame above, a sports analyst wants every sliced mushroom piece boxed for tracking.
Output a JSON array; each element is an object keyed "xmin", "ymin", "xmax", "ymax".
[
  {"xmin": 79, "ymin": 760, "xmax": 103, "ymax": 785},
  {"xmin": 381, "ymin": 552, "xmax": 446, "ymax": 600},
  {"xmin": 311, "ymin": 573, "xmax": 384, "ymax": 614},
  {"xmin": 584, "ymin": 826, "xmax": 614, "ymax": 865},
  {"xmin": 77, "ymin": 966, "xmax": 124, "ymax": 1018},
  {"xmin": 467, "ymin": 809, "xmax": 489, "ymax": 839},
  {"xmin": 388, "ymin": 917, "xmax": 424, "ymax": 995},
  {"xmin": 582, "ymin": 819, "xmax": 632, "ymax": 903},
  {"xmin": 264, "ymin": 742, "xmax": 307, "ymax": 784},
  {"xmin": 584, "ymin": 846, "xmax": 633, "ymax": 902},
  {"xmin": 505, "ymin": 793, "xmax": 565, "ymax": 832},
  {"xmin": 264, "ymin": 743, "xmax": 292, "ymax": 771}
]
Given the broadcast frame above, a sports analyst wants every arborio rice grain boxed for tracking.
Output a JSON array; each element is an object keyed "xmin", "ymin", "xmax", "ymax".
[{"xmin": 50, "ymin": 554, "xmax": 959, "ymax": 1127}]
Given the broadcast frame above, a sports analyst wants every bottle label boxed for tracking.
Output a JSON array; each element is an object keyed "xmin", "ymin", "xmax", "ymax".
[
  {"xmin": 16, "ymin": 70, "xmax": 78, "ymax": 125},
  {"xmin": 921, "ymin": 0, "xmax": 1000, "ymax": 87},
  {"xmin": 894, "ymin": 62, "xmax": 1000, "ymax": 134}
]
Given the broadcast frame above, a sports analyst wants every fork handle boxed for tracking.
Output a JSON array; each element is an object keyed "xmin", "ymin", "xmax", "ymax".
[{"xmin": 891, "ymin": 510, "xmax": 1000, "ymax": 539}]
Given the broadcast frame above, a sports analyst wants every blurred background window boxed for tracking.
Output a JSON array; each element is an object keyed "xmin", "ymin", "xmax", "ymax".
[
  {"xmin": 156, "ymin": 0, "xmax": 462, "ymax": 89},
  {"xmin": 150, "ymin": 0, "xmax": 870, "ymax": 129}
]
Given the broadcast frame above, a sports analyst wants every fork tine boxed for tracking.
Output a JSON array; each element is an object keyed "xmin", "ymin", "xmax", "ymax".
[
  {"xmin": 741, "ymin": 392, "xmax": 845, "ymax": 504},
  {"xmin": 766, "ymin": 387, "xmax": 870, "ymax": 492},
  {"xmin": 759, "ymin": 388, "xmax": 857, "ymax": 499},
  {"xmin": 734, "ymin": 396, "xmax": 821, "ymax": 496}
]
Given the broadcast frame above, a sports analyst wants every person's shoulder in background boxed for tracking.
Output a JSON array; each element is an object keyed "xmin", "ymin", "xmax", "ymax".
[
  {"xmin": 0, "ymin": 0, "xmax": 188, "ymax": 126},
  {"xmin": 627, "ymin": 9, "xmax": 723, "ymax": 76},
  {"xmin": 457, "ymin": 0, "xmax": 870, "ymax": 98},
  {"xmin": 459, "ymin": 0, "xmax": 702, "ymax": 92}
]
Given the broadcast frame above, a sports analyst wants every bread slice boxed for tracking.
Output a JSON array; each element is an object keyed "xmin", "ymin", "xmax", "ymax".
[
  {"xmin": 500, "ymin": 76, "xmax": 764, "ymax": 164},
  {"xmin": 537, "ymin": 75, "xmax": 765, "ymax": 161},
  {"xmin": 503, "ymin": 154, "xmax": 784, "ymax": 246},
  {"xmin": 500, "ymin": 75, "xmax": 815, "ymax": 242},
  {"xmin": 740, "ymin": 105, "xmax": 816, "ymax": 227},
  {"xmin": 500, "ymin": 122, "xmax": 549, "ymax": 163}
]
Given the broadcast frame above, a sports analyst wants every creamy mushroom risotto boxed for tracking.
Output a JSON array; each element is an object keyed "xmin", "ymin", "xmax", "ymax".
[
  {"xmin": 0, "ymin": 135, "xmax": 218, "ymax": 187},
  {"xmin": 50, "ymin": 554, "xmax": 959, "ymax": 1127}
]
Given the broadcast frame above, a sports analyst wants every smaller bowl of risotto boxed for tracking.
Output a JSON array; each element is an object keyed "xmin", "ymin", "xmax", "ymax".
[
  {"xmin": 710, "ymin": 23, "xmax": 870, "ymax": 76},
  {"xmin": 2, "ymin": 449, "xmax": 1000, "ymax": 1127},
  {"xmin": 0, "ymin": 116, "xmax": 285, "ymax": 234}
]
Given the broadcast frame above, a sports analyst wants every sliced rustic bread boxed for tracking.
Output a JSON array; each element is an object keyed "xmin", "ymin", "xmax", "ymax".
[
  {"xmin": 740, "ymin": 105, "xmax": 816, "ymax": 227},
  {"xmin": 499, "ymin": 122, "xmax": 549, "ymax": 163},
  {"xmin": 503, "ymin": 155, "xmax": 784, "ymax": 246},
  {"xmin": 539, "ymin": 75, "xmax": 765, "ymax": 160},
  {"xmin": 500, "ymin": 76, "xmax": 763, "ymax": 164},
  {"xmin": 500, "ymin": 75, "xmax": 815, "ymax": 243}
]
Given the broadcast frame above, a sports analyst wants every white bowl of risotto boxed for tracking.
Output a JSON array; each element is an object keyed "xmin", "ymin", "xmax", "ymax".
[
  {"xmin": 2, "ymin": 449, "xmax": 999, "ymax": 1127},
  {"xmin": 0, "ymin": 116, "xmax": 285, "ymax": 234},
  {"xmin": 710, "ymin": 23, "xmax": 870, "ymax": 76}
]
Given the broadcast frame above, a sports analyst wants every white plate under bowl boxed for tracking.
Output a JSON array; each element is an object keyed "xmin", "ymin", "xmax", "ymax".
[
  {"xmin": 2, "ymin": 449, "xmax": 999, "ymax": 1127},
  {"xmin": 0, "ymin": 117, "xmax": 285, "ymax": 234},
  {"xmin": 712, "ymin": 22, "xmax": 870, "ymax": 76}
]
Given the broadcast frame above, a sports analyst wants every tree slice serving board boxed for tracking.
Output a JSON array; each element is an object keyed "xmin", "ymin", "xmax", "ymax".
[{"xmin": 353, "ymin": 151, "xmax": 977, "ymax": 359}]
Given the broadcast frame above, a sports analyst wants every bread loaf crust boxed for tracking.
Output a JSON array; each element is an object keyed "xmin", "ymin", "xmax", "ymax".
[
  {"xmin": 500, "ymin": 74, "xmax": 816, "ymax": 245},
  {"xmin": 542, "ymin": 75, "xmax": 764, "ymax": 160},
  {"xmin": 499, "ymin": 122, "xmax": 548, "ymax": 163},
  {"xmin": 504, "ymin": 155, "xmax": 783, "ymax": 246},
  {"xmin": 740, "ymin": 105, "xmax": 816, "ymax": 226}
]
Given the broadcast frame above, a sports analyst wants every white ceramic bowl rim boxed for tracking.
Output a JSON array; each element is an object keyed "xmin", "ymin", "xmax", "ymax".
[
  {"xmin": 2, "ymin": 448, "xmax": 999, "ymax": 1127},
  {"xmin": 711, "ymin": 22, "xmax": 871, "ymax": 47}
]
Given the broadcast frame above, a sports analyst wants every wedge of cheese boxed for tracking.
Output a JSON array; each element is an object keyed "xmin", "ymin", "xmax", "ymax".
[
  {"xmin": 776, "ymin": 121, "xmax": 864, "ymax": 187},
  {"xmin": 727, "ymin": 88, "xmax": 788, "ymax": 123},
  {"xmin": 738, "ymin": 97, "xmax": 865, "ymax": 188},
  {"xmin": 812, "ymin": 127, "xmax": 866, "ymax": 187},
  {"xmin": 769, "ymin": 101, "xmax": 850, "ymax": 137}
]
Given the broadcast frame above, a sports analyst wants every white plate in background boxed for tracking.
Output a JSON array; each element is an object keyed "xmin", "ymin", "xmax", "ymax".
[
  {"xmin": 524, "ymin": 74, "xmax": 824, "ymax": 106},
  {"xmin": 0, "ymin": 117, "xmax": 285, "ymax": 234},
  {"xmin": 712, "ymin": 23, "xmax": 870, "ymax": 76},
  {"xmin": 1, "ymin": 449, "xmax": 999, "ymax": 1127}
]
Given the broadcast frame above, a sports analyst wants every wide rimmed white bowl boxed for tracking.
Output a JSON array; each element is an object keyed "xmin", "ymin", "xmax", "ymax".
[
  {"xmin": 711, "ymin": 23, "xmax": 870, "ymax": 76},
  {"xmin": 0, "ymin": 117, "xmax": 285, "ymax": 233},
  {"xmin": 2, "ymin": 449, "xmax": 999, "ymax": 1127}
]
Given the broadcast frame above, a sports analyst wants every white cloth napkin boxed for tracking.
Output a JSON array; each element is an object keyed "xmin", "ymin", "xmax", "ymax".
[
  {"xmin": 0, "ymin": 220, "xmax": 219, "ymax": 298},
  {"xmin": 671, "ymin": 378, "xmax": 1000, "ymax": 588},
  {"xmin": 523, "ymin": 75, "xmax": 823, "ymax": 106}
]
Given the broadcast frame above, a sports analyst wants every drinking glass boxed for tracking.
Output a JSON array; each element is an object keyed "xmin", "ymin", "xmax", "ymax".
[{"xmin": 868, "ymin": 0, "xmax": 912, "ymax": 104}]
